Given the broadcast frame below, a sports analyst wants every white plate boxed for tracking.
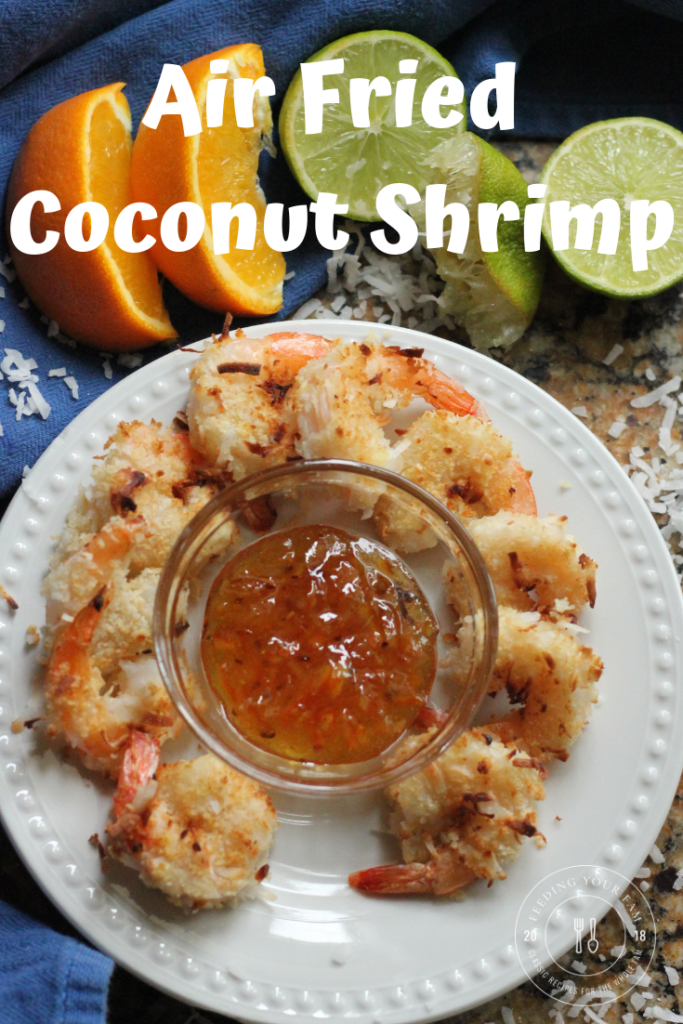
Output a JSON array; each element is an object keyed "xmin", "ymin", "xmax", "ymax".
[{"xmin": 1, "ymin": 321, "xmax": 681, "ymax": 1021}]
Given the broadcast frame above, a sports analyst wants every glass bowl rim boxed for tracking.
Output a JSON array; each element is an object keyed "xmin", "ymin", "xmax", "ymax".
[{"xmin": 154, "ymin": 457, "xmax": 499, "ymax": 796}]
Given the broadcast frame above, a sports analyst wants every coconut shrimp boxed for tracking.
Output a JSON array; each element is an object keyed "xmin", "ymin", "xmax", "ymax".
[
  {"xmin": 289, "ymin": 340, "xmax": 535, "ymax": 518},
  {"xmin": 48, "ymin": 420, "xmax": 222, "ymax": 576},
  {"xmin": 486, "ymin": 607, "xmax": 602, "ymax": 763},
  {"xmin": 187, "ymin": 331, "xmax": 332, "ymax": 479},
  {"xmin": 464, "ymin": 511, "xmax": 597, "ymax": 614},
  {"xmin": 89, "ymin": 568, "xmax": 165, "ymax": 676},
  {"xmin": 349, "ymin": 726, "xmax": 546, "ymax": 895},
  {"xmin": 43, "ymin": 517, "xmax": 144, "ymax": 627},
  {"xmin": 291, "ymin": 340, "xmax": 485, "ymax": 464},
  {"xmin": 106, "ymin": 730, "xmax": 278, "ymax": 909},
  {"xmin": 45, "ymin": 590, "xmax": 180, "ymax": 776},
  {"xmin": 374, "ymin": 411, "xmax": 537, "ymax": 552}
]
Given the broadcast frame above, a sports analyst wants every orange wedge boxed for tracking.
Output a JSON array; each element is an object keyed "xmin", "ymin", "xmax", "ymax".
[
  {"xmin": 6, "ymin": 83, "xmax": 176, "ymax": 351},
  {"xmin": 130, "ymin": 44, "xmax": 285, "ymax": 316}
]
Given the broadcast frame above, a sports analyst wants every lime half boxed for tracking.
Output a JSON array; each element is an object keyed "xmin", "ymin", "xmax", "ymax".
[
  {"xmin": 425, "ymin": 132, "xmax": 545, "ymax": 350},
  {"xmin": 279, "ymin": 30, "xmax": 465, "ymax": 221},
  {"xmin": 540, "ymin": 117, "xmax": 683, "ymax": 298}
]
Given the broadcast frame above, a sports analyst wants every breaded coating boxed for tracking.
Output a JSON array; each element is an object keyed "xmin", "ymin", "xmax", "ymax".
[
  {"xmin": 290, "ymin": 342, "xmax": 394, "ymax": 466},
  {"xmin": 466, "ymin": 511, "xmax": 597, "ymax": 613},
  {"xmin": 488, "ymin": 607, "xmax": 602, "ymax": 762},
  {"xmin": 188, "ymin": 339, "xmax": 291, "ymax": 479},
  {"xmin": 107, "ymin": 733, "xmax": 278, "ymax": 909},
  {"xmin": 90, "ymin": 568, "xmax": 159, "ymax": 676},
  {"xmin": 45, "ymin": 591, "xmax": 180, "ymax": 777},
  {"xmin": 51, "ymin": 420, "xmax": 221, "ymax": 575},
  {"xmin": 387, "ymin": 727, "xmax": 545, "ymax": 885},
  {"xmin": 375, "ymin": 411, "xmax": 536, "ymax": 552}
]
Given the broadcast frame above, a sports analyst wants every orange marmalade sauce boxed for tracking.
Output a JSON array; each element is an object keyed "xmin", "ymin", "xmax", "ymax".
[{"xmin": 201, "ymin": 525, "xmax": 438, "ymax": 764}]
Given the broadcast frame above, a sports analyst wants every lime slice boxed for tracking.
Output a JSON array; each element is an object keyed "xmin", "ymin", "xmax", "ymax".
[
  {"xmin": 540, "ymin": 117, "xmax": 683, "ymax": 298},
  {"xmin": 279, "ymin": 30, "xmax": 465, "ymax": 221},
  {"xmin": 425, "ymin": 132, "xmax": 545, "ymax": 350}
]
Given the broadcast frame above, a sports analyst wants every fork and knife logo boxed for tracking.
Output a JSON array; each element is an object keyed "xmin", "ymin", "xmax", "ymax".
[{"xmin": 574, "ymin": 917, "xmax": 599, "ymax": 955}]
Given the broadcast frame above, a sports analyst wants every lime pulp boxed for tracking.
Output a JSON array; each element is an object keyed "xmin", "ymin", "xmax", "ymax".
[{"xmin": 279, "ymin": 30, "xmax": 465, "ymax": 221}]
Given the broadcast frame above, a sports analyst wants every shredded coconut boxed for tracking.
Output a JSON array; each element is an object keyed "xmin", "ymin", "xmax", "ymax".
[
  {"xmin": 603, "ymin": 343, "xmax": 624, "ymax": 366},
  {"xmin": 665, "ymin": 966, "xmax": 680, "ymax": 986},
  {"xmin": 48, "ymin": 368, "xmax": 66, "ymax": 378},
  {"xmin": 631, "ymin": 376, "xmax": 681, "ymax": 408},
  {"xmin": 650, "ymin": 844, "xmax": 665, "ymax": 864},
  {"xmin": 293, "ymin": 224, "xmax": 448, "ymax": 333},
  {"xmin": 294, "ymin": 298, "xmax": 324, "ymax": 319},
  {"xmin": 102, "ymin": 358, "xmax": 113, "ymax": 380},
  {"xmin": 608, "ymin": 420, "xmax": 627, "ymax": 438},
  {"xmin": 116, "ymin": 353, "xmax": 142, "ymax": 369},
  {"xmin": 2, "ymin": 348, "xmax": 50, "ymax": 421},
  {"xmin": 63, "ymin": 376, "xmax": 79, "ymax": 400},
  {"xmin": 571, "ymin": 405, "xmax": 588, "ymax": 418},
  {"xmin": 646, "ymin": 367, "xmax": 657, "ymax": 381}
]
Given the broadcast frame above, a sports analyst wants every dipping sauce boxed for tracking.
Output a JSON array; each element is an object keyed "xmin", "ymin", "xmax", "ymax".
[{"xmin": 201, "ymin": 525, "xmax": 438, "ymax": 764}]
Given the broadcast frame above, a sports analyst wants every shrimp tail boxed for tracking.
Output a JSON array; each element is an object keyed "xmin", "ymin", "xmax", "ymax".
[
  {"xmin": 47, "ymin": 587, "xmax": 110, "ymax": 683},
  {"xmin": 114, "ymin": 729, "xmax": 160, "ymax": 816},
  {"xmin": 507, "ymin": 462, "xmax": 537, "ymax": 516},
  {"xmin": 350, "ymin": 850, "xmax": 477, "ymax": 895},
  {"xmin": 349, "ymin": 864, "xmax": 433, "ymax": 894},
  {"xmin": 265, "ymin": 333, "xmax": 330, "ymax": 378}
]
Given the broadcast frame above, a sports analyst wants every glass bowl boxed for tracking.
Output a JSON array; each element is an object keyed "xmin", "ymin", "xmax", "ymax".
[{"xmin": 154, "ymin": 459, "xmax": 498, "ymax": 795}]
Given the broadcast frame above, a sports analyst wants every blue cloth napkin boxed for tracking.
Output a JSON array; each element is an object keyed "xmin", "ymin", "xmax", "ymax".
[
  {"xmin": 2, "ymin": 3, "xmax": 683, "ymax": 1022},
  {"xmin": 0, "ymin": 899, "xmax": 112, "ymax": 1024}
]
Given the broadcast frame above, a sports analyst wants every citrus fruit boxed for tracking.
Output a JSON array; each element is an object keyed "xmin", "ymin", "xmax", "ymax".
[
  {"xmin": 540, "ymin": 117, "xmax": 683, "ymax": 298},
  {"xmin": 426, "ymin": 131, "xmax": 545, "ymax": 350},
  {"xmin": 6, "ymin": 83, "xmax": 176, "ymax": 351},
  {"xmin": 131, "ymin": 44, "xmax": 285, "ymax": 316},
  {"xmin": 279, "ymin": 30, "xmax": 465, "ymax": 221}
]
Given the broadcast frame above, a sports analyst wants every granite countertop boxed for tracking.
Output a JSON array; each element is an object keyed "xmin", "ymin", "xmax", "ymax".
[
  {"xmin": 446, "ymin": 142, "xmax": 683, "ymax": 1024},
  {"xmin": 3, "ymin": 139, "xmax": 683, "ymax": 1024}
]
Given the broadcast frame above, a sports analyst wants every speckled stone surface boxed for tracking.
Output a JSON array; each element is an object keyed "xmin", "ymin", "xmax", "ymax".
[
  {"xmin": 3, "ymin": 139, "xmax": 683, "ymax": 1024},
  {"xmin": 440, "ymin": 141, "xmax": 683, "ymax": 1024}
]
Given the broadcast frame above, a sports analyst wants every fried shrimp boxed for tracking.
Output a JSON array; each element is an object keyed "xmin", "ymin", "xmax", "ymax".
[
  {"xmin": 45, "ymin": 590, "xmax": 180, "ymax": 776},
  {"xmin": 43, "ymin": 517, "xmax": 144, "ymax": 627},
  {"xmin": 465, "ymin": 511, "xmax": 597, "ymax": 613},
  {"xmin": 187, "ymin": 331, "xmax": 331, "ymax": 479},
  {"xmin": 349, "ymin": 726, "xmax": 546, "ymax": 895},
  {"xmin": 486, "ymin": 607, "xmax": 602, "ymax": 763},
  {"xmin": 89, "ymin": 568, "xmax": 163, "ymax": 676},
  {"xmin": 375, "ymin": 411, "xmax": 536, "ymax": 552},
  {"xmin": 290, "ymin": 340, "xmax": 486, "ymax": 466},
  {"xmin": 50, "ymin": 420, "xmax": 221, "ymax": 575},
  {"xmin": 106, "ymin": 731, "xmax": 278, "ymax": 909},
  {"xmin": 290, "ymin": 341, "xmax": 535, "ymax": 530}
]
